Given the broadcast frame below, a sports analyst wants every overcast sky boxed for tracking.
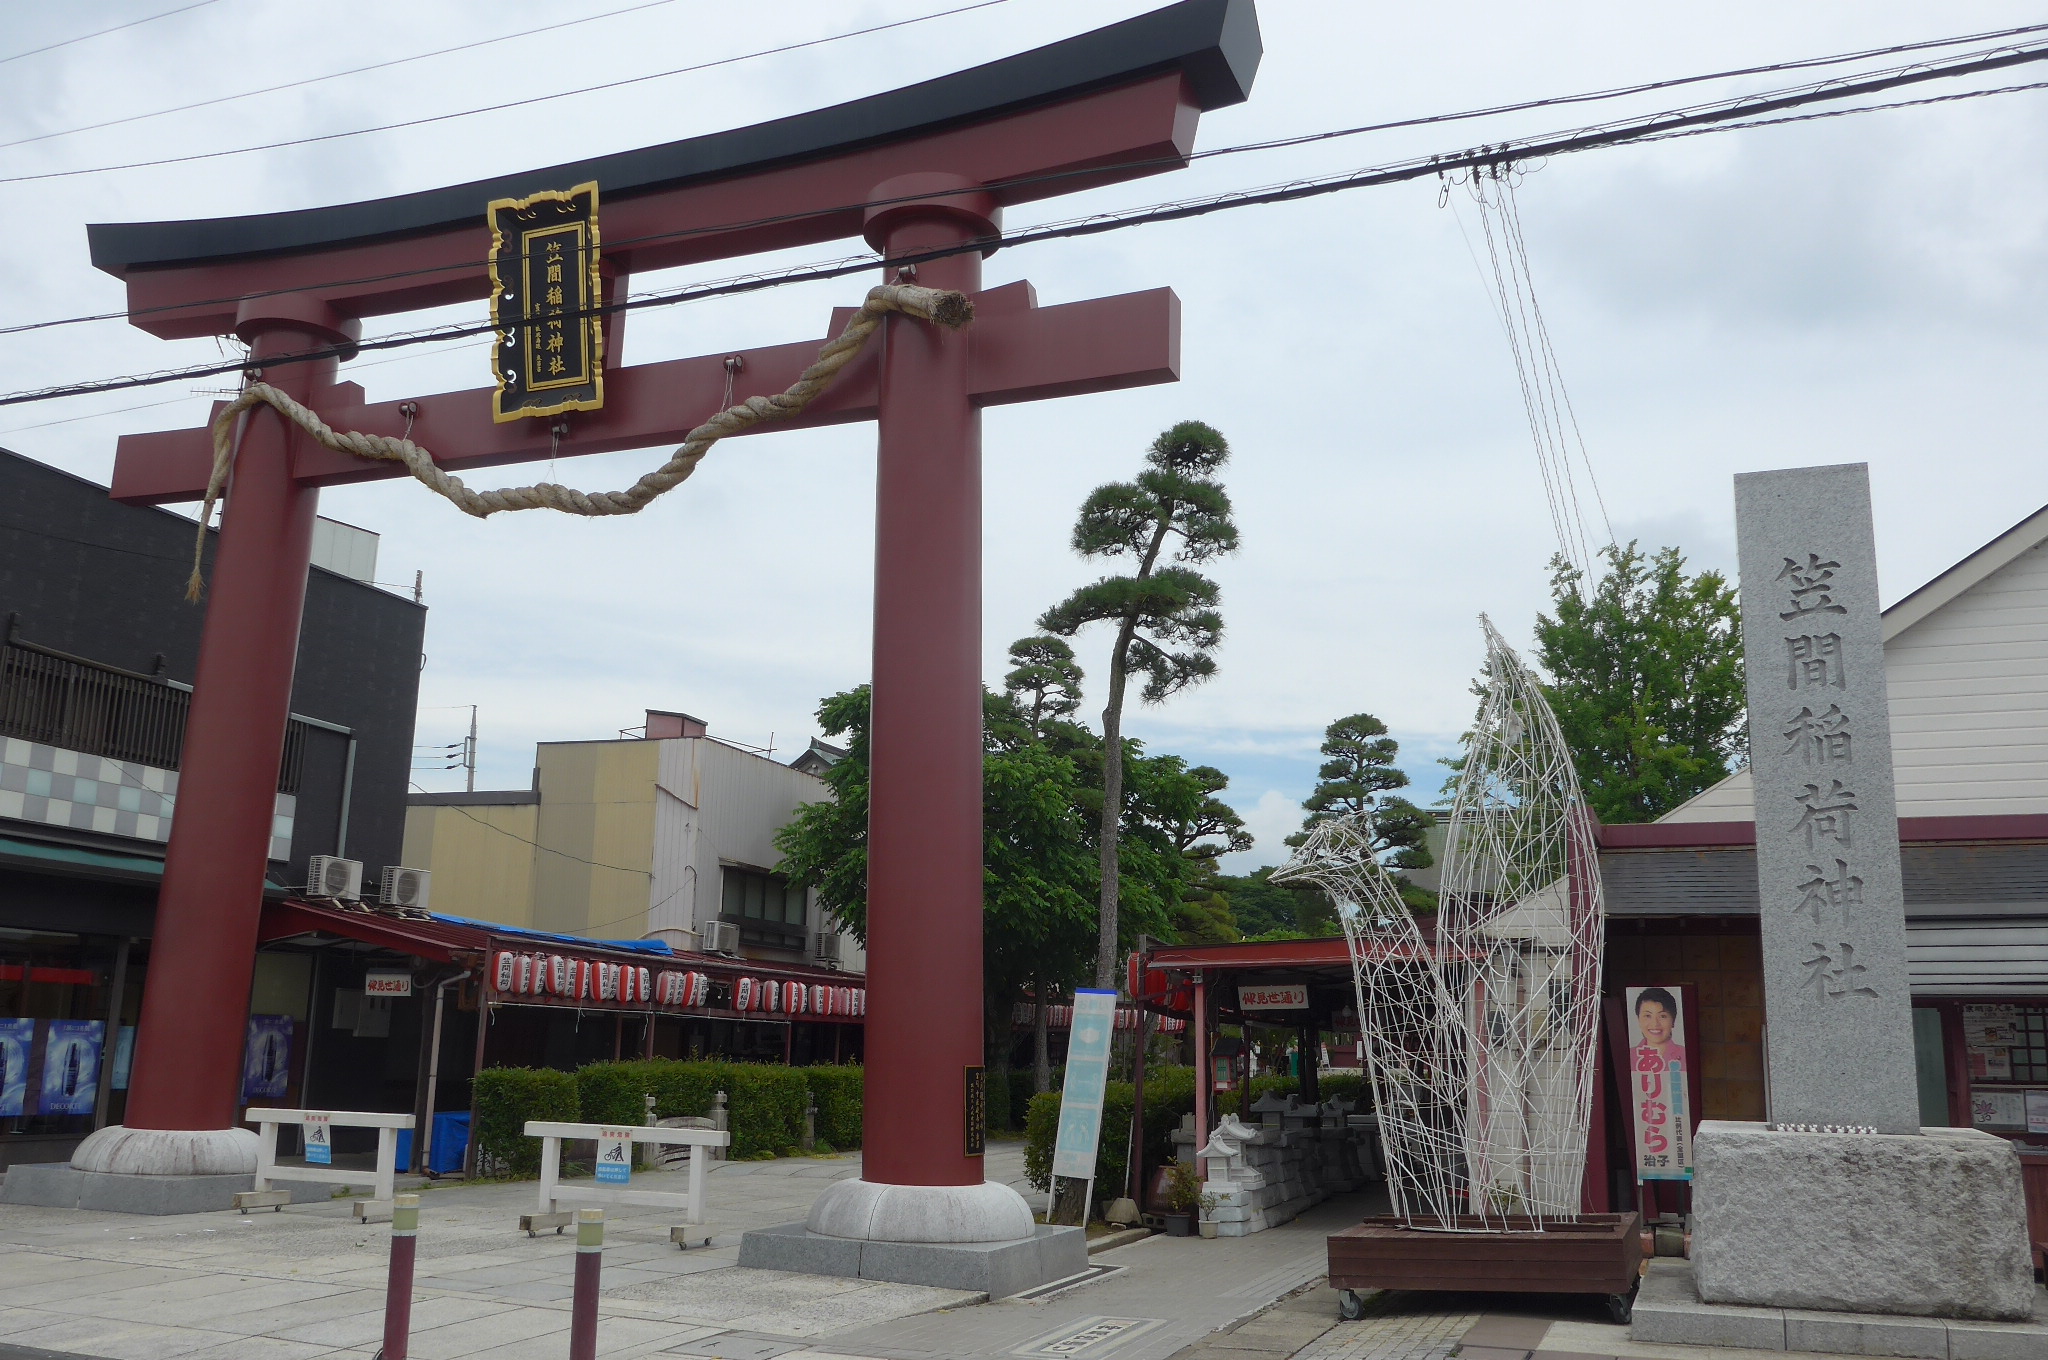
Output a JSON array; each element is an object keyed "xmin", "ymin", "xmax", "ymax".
[{"xmin": 2, "ymin": 0, "xmax": 2043, "ymax": 873}]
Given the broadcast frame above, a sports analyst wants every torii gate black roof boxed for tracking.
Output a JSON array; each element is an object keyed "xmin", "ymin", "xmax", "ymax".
[{"xmin": 88, "ymin": 0, "xmax": 1261, "ymax": 274}]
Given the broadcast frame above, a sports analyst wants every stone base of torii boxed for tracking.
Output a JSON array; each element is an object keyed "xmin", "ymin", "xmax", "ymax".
[{"xmin": 29, "ymin": 0, "xmax": 1263, "ymax": 1288}]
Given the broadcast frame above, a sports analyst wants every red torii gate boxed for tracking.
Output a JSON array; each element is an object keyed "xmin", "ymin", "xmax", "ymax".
[{"xmin": 78, "ymin": 0, "xmax": 1260, "ymax": 1234}]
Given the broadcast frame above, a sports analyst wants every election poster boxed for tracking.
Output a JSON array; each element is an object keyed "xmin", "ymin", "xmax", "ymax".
[{"xmin": 1626, "ymin": 986, "xmax": 1692, "ymax": 1182}]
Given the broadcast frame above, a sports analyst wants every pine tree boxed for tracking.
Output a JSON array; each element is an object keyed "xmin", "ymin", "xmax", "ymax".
[
  {"xmin": 1288, "ymin": 713, "xmax": 1433, "ymax": 878},
  {"xmin": 1038, "ymin": 421, "xmax": 1238, "ymax": 987}
]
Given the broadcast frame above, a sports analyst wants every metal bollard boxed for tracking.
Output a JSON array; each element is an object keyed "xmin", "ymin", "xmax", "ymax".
[
  {"xmin": 378, "ymin": 1193, "xmax": 420, "ymax": 1360},
  {"xmin": 569, "ymin": 1207, "xmax": 603, "ymax": 1360}
]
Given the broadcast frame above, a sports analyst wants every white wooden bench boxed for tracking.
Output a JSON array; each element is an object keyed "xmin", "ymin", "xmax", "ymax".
[
  {"xmin": 237, "ymin": 1108, "xmax": 414, "ymax": 1215},
  {"xmin": 519, "ymin": 1120, "xmax": 730, "ymax": 1235}
]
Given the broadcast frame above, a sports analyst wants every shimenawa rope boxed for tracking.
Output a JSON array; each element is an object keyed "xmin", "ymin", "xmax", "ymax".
[{"xmin": 186, "ymin": 282, "xmax": 973, "ymax": 600}]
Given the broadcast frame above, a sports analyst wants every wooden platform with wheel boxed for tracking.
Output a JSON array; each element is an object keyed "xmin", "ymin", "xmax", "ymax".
[{"xmin": 1328, "ymin": 1212, "xmax": 1645, "ymax": 1323}]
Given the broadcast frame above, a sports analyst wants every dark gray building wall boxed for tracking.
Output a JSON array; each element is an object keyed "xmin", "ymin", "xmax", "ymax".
[{"xmin": 0, "ymin": 448, "xmax": 425, "ymax": 882}]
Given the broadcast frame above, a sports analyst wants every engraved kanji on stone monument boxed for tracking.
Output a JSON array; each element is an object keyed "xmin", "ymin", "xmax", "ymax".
[{"xmin": 1734, "ymin": 463, "xmax": 1920, "ymax": 1133}]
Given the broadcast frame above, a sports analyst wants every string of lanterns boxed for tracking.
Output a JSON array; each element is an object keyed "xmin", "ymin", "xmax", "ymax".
[{"xmin": 488, "ymin": 949, "xmax": 865, "ymax": 1017}]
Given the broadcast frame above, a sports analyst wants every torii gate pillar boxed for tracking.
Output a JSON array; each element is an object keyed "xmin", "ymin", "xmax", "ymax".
[{"xmin": 59, "ymin": 1, "xmax": 1260, "ymax": 1246}]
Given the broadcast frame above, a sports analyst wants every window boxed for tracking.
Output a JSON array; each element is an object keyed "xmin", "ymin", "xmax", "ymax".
[
  {"xmin": 2010, "ymin": 1007, "xmax": 2048, "ymax": 1085},
  {"xmin": 720, "ymin": 867, "xmax": 806, "ymax": 945}
]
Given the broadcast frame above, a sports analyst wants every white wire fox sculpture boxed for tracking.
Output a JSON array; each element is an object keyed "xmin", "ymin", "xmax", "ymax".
[{"xmin": 1275, "ymin": 616, "xmax": 1605, "ymax": 1231}]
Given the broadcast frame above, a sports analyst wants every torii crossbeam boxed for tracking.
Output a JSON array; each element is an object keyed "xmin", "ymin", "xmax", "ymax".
[{"xmin": 79, "ymin": 0, "xmax": 1260, "ymax": 1255}]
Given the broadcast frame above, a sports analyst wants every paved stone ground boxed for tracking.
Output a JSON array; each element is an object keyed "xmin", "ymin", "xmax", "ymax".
[{"xmin": 0, "ymin": 1143, "xmax": 1039, "ymax": 1360}]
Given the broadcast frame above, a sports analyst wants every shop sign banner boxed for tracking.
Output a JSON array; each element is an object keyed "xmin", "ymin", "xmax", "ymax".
[
  {"xmin": 1626, "ymin": 986, "xmax": 1691, "ymax": 1182},
  {"xmin": 1238, "ymin": 982, "xmax": 1309, "ymax": 1012},
  {"xmin": 40, "ymin": 1020, "xmax": 103, "ymax": 1115},
  {"xmin": 364, "ymin": 971, "xmax": 413, "ymax": 998},
  {"xmin": 0, "ymin": 1018, "xmax": 30, "ymax": 1117},
  {"xmin": 243, "ymin": 1015, "xmax": 293, "ymax": 1101},
  {"xmin": 1051, "ymin": 989, "xmax": 1118, "ymax": 1181},
  {"xmin": 304, "ymin": 1112, "xmax": 332, "ymax": 1165},
  {"xmin": 596, "ymin": 1128, "xmax": 633, "ymax": 1184}
]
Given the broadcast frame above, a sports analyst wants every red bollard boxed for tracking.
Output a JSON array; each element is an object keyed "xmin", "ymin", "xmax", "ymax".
[
  {"xmin": 570, "ymin": 1207, "xmax": 603, "ymax": 1360},
  {"xmin": 379, "ymin": 1193, "xmax": 420, "ymax": 1360}
]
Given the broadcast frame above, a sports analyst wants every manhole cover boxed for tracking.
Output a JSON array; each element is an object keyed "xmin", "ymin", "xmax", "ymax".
[{"xmin": 1014, "ymin": 1316, "xmax": 1165, "ymax": 1357}]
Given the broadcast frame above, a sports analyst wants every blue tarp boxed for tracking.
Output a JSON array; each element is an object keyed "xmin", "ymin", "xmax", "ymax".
[{"xmin": 428, "ymin": 912, "xmax": 674, "ymax": 955}]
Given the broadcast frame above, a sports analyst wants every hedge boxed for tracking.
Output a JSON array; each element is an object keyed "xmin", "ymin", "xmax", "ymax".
[
  {"xmin": 1006, "ymin": 1066, "xmax": 1063, "ymax": 1132},
  {"xmin": 575, "ymin": 1059, "xmax": 810, "ymax": 1159},
  {"xmin": 473, "ymin": 1067, "xmax": 579, "ymax": 1175},
  {"xmin": 802, "ymin": 1065, "xmax": 863, "ymax": 1149}
]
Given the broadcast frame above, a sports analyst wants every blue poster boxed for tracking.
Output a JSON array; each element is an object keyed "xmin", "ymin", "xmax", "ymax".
[
  {"xmin": 1050, "ymin": 989, "xmax": 1118, "ymax": 1181},
  {"xmin": 242, "ymin": 1015, "xmax": 293, "ymax": 1101},
  {"xmin": 40, "ymin": 1020, "xmax": 104, "ymax": 1115},
  {"xmin": 0, "ymin": 1019, "xmax": 32, "ymax": 1117}
]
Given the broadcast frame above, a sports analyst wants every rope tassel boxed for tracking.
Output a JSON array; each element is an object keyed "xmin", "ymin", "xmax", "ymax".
[{"xmin": 186, "ymin": 283, "xmax": 974, "ymax": 601}]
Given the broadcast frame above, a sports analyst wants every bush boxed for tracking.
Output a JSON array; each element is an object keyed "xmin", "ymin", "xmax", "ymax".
[
  {"xmin": 985, "ymin": 1067, "xmax": 1011, "ymax": 1134},
  {"xmin": 575, "ymin": 1059, "xmax": 809, "ymax": 1159},
  {"xmin": 1024, "ymin": 1064, "xmax": 1202, "ymax": 1204},
  {"xmin": 803, "ymin": 1065, "xmax": 863, "ymax": 1149},
  {"xmin": 473, "ymin": 1067, "xmax": 579, "ymax": 1176},
  {"xmin": 1007, "ymin": 1066, "xmax": 1063, "ymax": 1132}
]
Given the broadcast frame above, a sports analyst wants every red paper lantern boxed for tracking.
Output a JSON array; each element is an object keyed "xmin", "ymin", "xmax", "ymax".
[{"xmin": 492, "ymin": 951, "xmax": 516, "ymax": 992}]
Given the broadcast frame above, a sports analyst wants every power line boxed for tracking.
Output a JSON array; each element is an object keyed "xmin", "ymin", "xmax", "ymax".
[
  {"xmin": 0, "ymin": 0, "xmax": 222, "ymax": 67},
  {"xmin": 4, "ymin": 21, "xmax": 2038, "ymax": 343},
  {"xmin": 6, "ymin": 45, "xmax": 2047, "ymax": 413},
  {"xmin": 0, "ymin": 0, "xmax": 677, "ymax": 153},
  {"xmin": 0, "ymin": 0, "xmax": 1013, "ymax": 186}
]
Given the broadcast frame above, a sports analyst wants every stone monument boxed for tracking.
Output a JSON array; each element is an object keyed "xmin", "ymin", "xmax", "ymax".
[{"xmin": 1689, "ymin": 463, "xmax": 2034, "ymax": 1321}]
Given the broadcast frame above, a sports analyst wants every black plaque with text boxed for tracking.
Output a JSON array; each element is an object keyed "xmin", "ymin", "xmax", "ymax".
[
  {"xmin": 964, "ymin": 1065, "xmax": 987, "ymax": 1157},
  {"xmin": 488, "ymin": 181, "xmax": 604, "ymax": 422}
]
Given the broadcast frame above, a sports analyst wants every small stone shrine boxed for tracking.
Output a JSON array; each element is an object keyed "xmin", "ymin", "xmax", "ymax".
[{"xmin": 1688, "ymin": 463, "xmax": 2035, "ymax": 1322}]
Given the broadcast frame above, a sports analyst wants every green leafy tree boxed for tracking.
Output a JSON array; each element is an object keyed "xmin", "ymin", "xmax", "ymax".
[
  {"xmin": 1212, "ymin": 867, "xmax": 1336, "ymax": 940},
  {"xmin": 1535, "ymin": 542, "xmax": 1745, "ymax": 823},
  {"xmin": 1039, "ymin": 420, "xmax": 1239, "ymax": 987},
  {"xmin": 1287, "ymin": 713, "xmax": 1433, "ymax": 886}
]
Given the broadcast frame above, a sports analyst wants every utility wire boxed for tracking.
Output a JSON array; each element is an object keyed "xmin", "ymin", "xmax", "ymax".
[
  {"xmin": 6, "ymin": 46, "xmax": 2048, "ymax": 412},
  {"xmin": 3, "ymin": 23, "xmax": 2038, "ymax": 342},
  {"xmin": 0, "ymin": 0, "xmax": 221, "ymax": 67},
  {"xmin": 409, "ymin": 780, "xmax": 650, "ymax": 876},
  {"xmin": 0, "ymin": 0, "xmax": 1012, "ymax": 185},
  {"xmin": 0, "ymin": 0, "xmax": 677, "ymax": 152}
]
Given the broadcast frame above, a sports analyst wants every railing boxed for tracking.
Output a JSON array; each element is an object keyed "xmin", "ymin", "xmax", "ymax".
[{"xmin": 0, "ymin": 636, "xmax": 310, "ymax": 794}]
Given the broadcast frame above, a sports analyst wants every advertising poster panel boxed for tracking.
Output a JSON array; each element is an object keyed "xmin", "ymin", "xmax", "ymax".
[
  {"xmin": 1626, "ymin": 986, "xmax": 1692, "ymax": 1182},
  {"xmin": 40, "ymin": 1020, "xmax": 104, "ymax": 1116},
  {"xmin": 0, "ymin": 1018, "xmax": 31, "ymax": 1117},
  {"xmin": 243, "ymin": 1015, "xmax": 293, "ymax": 1101}
]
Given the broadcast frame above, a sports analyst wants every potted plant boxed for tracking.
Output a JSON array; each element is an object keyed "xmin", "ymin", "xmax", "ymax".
[{"xmin": 1160, "ymin": 1161, "xmax": 1208, "ymax": 1237}]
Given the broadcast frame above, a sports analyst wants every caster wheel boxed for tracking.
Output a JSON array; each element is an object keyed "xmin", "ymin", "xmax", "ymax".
[
  {"xmin": 1606, "ymin": 1290, "xmax": 1635, "ymax": 1325},
  {"xmin": 1338, "ymin": 1290, "xmax": 1366, "ymax": 1321}
]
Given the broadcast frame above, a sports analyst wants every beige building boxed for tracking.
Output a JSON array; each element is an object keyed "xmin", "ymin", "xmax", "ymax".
[{"xmin": 403, "ymin": 710, "xmax": 863, "ymax": 971}]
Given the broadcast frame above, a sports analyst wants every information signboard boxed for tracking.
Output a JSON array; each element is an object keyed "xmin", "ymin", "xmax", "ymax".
[
  {"xmin": 1050, "ymin": 989, "xmax": 1118, "ymax": 1182},
  {"xmin": 596, "ymin": 1128, "xmax": 633, "ymax": 1184},
  {"xmin": 304, "ymin": 1112, "xmax": 332, "ymax": 1166}
]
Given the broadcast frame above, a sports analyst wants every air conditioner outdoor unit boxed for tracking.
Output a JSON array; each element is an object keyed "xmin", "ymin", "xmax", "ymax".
[
  {"xmin": 701, "ymin": 920, "xmax": 741, "ymax": 955},
  {"xmin": 306, "ymin": 855, "xmax": 363, "ymax": 901},
  {"xmin": 380, "ymin": 866, "xmax": 431, "ymax": 911},
  {"xmin": 812, "ymin": 931, "xmax": 842, "ymax": 967}
]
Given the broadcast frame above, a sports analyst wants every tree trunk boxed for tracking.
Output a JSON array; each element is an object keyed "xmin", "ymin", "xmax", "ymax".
[
  {"xmin": 1094, "ymin": 632, "xmax": 1134, "ymax": 988},
  {"xmin": 1033, "ymin": 976, "xmax": 1051, "ymax": 1094}
]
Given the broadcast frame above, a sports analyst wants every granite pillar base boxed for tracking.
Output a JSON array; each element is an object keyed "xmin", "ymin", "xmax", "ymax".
[
  {"xmin": 737, "ymin": 1222, "xmax": 1086, "ymax": 1299},
  {"xmin": 0, "ymin": 1162, "xmax": 334, "ymax": 1214},
  {"xmin": 1693, "ymin": 1121, "xmax": 2036, "ymax": 1321}
]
